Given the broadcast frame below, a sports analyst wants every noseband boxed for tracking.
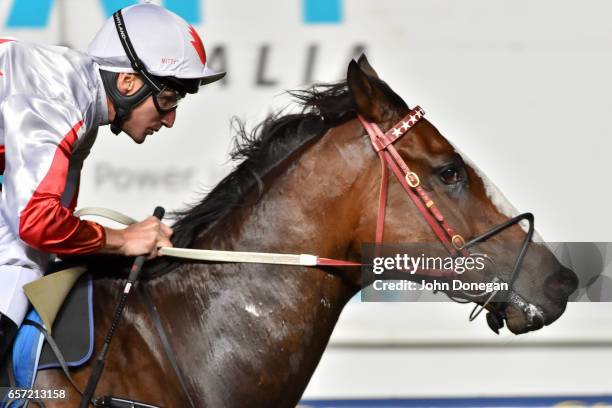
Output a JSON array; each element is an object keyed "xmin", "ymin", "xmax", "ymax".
[{"xmin": 358, "ymin": 108, "xmax": 539, "ymax": 332}]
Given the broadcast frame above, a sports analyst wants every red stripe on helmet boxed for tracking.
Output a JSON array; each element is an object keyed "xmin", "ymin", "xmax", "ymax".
[{"xmin": 188, "ymin": 26, "xmax": 206, "ymax": 66}]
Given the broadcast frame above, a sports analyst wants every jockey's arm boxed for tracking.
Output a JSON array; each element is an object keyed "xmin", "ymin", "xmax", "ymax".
[{"xmin": 2, "ymin": 95, "xmax": 172, "ymax": 259}]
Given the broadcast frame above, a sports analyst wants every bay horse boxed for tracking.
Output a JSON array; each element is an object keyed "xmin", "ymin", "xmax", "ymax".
[{"xmin": 34, "ymin": 56, "xmax": 577, "ymax": 407}]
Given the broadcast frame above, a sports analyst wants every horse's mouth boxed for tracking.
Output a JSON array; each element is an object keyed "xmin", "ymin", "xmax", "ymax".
[
  {"xmin": 485, "ymin": 291, "xmax": 546, "ymax": 335},
  {"xmin": 502, "ymin": 303, "xmax": 545, "ymax": 334}
]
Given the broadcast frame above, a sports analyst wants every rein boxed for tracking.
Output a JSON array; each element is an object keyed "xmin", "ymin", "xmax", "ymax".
[{"xmin": 74, "ymin": 208, "xmax": 361, "ymax": 267}]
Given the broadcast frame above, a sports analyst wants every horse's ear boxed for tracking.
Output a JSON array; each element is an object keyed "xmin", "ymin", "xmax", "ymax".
[
  {"xmin": 347, "ymin": 59, "xmax": 387, "ymax": 123},
  {"xmin": 357, "ymin": 54, "xmax": 379, "ymax": 79}
]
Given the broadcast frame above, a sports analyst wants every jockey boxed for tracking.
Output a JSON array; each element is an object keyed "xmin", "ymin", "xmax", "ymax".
[{"xmin": 0, "ymin": 3, "xmax": 225, "ymax": 359}]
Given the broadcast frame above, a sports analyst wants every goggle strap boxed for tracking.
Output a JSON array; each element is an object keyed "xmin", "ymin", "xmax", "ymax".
[{"xmin": 112, "ymin": 10, "xmax": 164, "ymax": 94}]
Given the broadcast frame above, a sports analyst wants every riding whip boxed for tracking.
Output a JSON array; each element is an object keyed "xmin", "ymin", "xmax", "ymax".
[{"xmin": 79, "ymin": 206, "xmax": 165, "ymax": 408}]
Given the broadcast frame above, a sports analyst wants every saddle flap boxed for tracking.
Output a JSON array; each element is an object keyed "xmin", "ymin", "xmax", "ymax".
[{"xmin": 22, "ymin": 266, "xmax": 86, "ymax": 334}]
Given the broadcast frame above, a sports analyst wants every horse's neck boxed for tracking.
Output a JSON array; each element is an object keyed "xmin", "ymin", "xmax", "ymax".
[
  {"xmin": 148, "ymin": 122, "xmax": 370, "ymax": 406},
  {"xmin": 189, "ymin": 119, "xmax": 374, "ymax": 266}
]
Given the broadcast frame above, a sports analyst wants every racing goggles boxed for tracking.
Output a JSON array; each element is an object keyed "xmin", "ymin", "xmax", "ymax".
[
  {"xmin": 112, "ymin": 10, "xmax": 186, "ymax": 114},
  {"xmin": 152, "ymin": 87, "xmax": 185, "ymax": 113}
]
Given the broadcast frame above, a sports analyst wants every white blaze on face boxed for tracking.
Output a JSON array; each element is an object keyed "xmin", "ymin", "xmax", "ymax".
[
  {"xmin": 462, "ymin": 154, "xmax": 519, "ymax": 218},
  {"xmin": 450, "ymin": 144, "xmax": 544, "ymax": 242}
]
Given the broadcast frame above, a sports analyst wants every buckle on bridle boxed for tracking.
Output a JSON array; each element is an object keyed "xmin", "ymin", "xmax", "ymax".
[
  {"xmin": 405, "ymin": 172, "xmax": 420, "ymax": 188},
  {"xmin": 452, "ymin": 234, "xmax": 466, "ymax": 250}
]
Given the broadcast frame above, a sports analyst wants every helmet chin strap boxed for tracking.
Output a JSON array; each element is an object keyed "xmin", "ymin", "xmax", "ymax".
[
  {"xmin": 100, "ymin": 70, "xmax": 153, "ymax": 135},
  {"xmin": 101, "ymin": 9, "xmax": 169, "ymax": 135}
]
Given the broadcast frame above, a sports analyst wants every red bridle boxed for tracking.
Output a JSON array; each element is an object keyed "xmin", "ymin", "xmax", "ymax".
[
  {"xmin": 358, "ymin": 107, "xmax": 469, "ymax": 258},
  {"xmin": 357, "ymin": 107, "xmax": 539, "ymax": 333}
]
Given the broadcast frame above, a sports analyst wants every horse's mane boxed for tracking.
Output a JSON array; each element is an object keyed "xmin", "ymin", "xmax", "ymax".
[{"xmin": 144, "ymin": 81, "xmax": 358, "ymax": 278}]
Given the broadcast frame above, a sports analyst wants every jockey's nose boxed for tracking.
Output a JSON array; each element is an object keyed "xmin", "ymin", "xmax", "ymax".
[{"xmin": 161, "ymin": 109, "xmax": 176, "ymax": 128}]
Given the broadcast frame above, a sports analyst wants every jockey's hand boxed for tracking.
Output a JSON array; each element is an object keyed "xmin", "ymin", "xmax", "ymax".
[{"xmin": 102, "ymin": 216, "xmax": 173, "ymax": 259}]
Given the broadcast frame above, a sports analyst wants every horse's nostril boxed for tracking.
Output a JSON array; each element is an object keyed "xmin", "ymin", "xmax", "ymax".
[{"xmin": 545, "ymin": 267, "xmax": 579, "ymax": 300}]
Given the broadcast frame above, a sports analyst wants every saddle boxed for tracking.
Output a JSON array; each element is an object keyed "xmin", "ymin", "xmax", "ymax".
[
  {"xmin": 0, "ymin": 265, "xmax": 170, "ymax": 408},
  {"xmin": 0, "ymin": 267, "xmax": 94, "ymax": 407}
]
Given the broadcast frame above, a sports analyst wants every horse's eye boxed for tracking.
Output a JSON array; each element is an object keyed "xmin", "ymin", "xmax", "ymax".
[{"xmin": 439, "ymin": 166, "xmax": 463, "ymax": 185}]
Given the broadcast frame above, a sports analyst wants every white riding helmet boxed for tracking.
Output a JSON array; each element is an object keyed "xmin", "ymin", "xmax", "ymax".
[{"xmin": 87, "ymin": 3, "xmax": 225, "ymax": 87}]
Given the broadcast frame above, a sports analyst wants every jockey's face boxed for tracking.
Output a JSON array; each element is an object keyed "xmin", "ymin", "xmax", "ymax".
[{"xmin": 115, "ymin": 73, "xmax": 177, "ymax": 144}]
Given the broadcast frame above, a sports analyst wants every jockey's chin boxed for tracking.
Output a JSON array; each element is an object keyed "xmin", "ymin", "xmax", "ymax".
[
  {"xmin": 119, "ymin": 95, "xmax": 175, "ymax": 144},
  {"xmin": 125, "ymin": 128, "xmax": 149, "ymax": 144}
]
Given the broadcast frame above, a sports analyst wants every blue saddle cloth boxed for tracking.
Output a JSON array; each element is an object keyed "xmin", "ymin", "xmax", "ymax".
[
  {"xmin": 1, "ymin": 273, "xmax": 94, "ymax": 408},
  {"xmin": 12, "ymin": 310, "xmax": 45, "ymax": 389}
]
